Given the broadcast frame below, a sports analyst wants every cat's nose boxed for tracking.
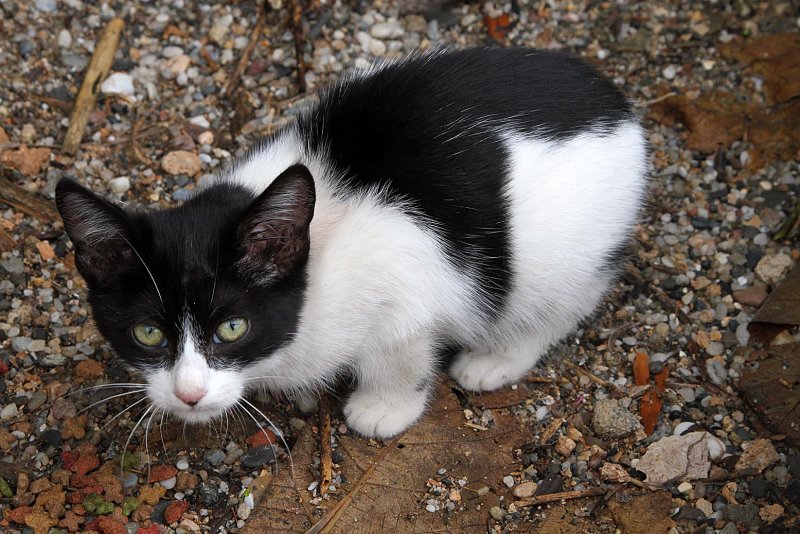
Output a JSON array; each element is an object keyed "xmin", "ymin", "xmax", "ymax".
[{"xmin": 176, "ymin": 388, "xmax": 207, "ymax": 407}]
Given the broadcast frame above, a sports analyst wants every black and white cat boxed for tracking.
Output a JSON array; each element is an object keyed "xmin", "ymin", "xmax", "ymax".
[{"xmin": 56, "ymin": 48, "xmax": 648, "ymax": 439}]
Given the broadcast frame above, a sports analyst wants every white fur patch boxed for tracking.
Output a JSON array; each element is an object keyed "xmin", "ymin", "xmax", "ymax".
[
  {"xmin": 147, "ymin": 316, "xmax": 245, "ymax": 424},
  {"xmin": 198, "ymin": 120, "xmax": 648, "ymax": 436}
]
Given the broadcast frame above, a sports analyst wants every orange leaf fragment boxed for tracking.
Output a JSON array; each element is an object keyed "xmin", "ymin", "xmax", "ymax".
[
  {"xmin": 639, "ymin": 390, "xmax": 663, "ymax": 436},
  {"xmin": 484, "ymin": 14, "xmax": 511, "ymax": 42},
  {"xmin": 633, "ymin": 351, "xmax": 650, "ymax": 386}
]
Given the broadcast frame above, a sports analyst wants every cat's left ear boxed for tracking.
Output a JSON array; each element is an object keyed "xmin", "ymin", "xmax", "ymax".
[{"xmin": 236, "ymin": 164, "xmax": 316, "ymax": 283}]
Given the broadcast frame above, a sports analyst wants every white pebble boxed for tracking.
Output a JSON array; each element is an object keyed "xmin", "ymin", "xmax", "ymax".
[
  {"xmin": 100, "ymin": 72, "xmax": 135, "ymax": 97},
  {"xmin": 502, "ymin": 475, "xmax": 514, "ymax": 488},
  {"xmin": 662, "ymin": 64, "xmax": 678, "ymax": 80},
  {"xmin": 176, "ymin": 457, "xmax": 190, "ymax": 470},
  {"xmin": 160, "ymin": 476, "xmax": 177, "ymax": 490},
  {"xmin": 58, "ymin": 29, "xmax": 72, "ymax": 48},
  {"xmin": 108, "ymin": 177, "xmax": 131, "ymax": 195}
]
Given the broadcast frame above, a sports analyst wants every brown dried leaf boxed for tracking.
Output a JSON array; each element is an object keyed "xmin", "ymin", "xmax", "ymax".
[
  {"xmin": 648, "ymin": 93, "xmax": 800, "ymax": 168},
  {"xmin": 603, "ymin": 491, "xmax": 676, "ymax": 534},
  {"xmin": 243, "ymin": 380, "xmax": 528, "ymax": 533},
  {"xmin": 754, "ymin": 266, "xmax": 800, "ymax": 326},
  {"xmin": 739, "ymin": 342, "xmax": 800, "ymax": 444},
  {"xmin": 719, "ymin": 33, "xmax": 800, "ymax": 105},
  {"xmin": 639, "ymin": 390, "xmax": 663, "ymax": 436}
]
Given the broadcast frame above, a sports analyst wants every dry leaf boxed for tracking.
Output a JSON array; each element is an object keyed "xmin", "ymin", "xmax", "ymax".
[
  {"xmin": 244, "ymin": 381, "xmax": 529, "ymax": 533},
  {"xmin": 754, "ymin": 266, "xmax": 800, "ymax": 326},
  {"xmin": 739, "ymin": 342, "xmax": 800, "ymax": 443},
  {"xmin": 484, "ymin": 14, "xmax": 512, "ymax": 42},
  {"xmin": 633, "ymin": 351, "xmax": 650, "ymax": 386},
  {"xmin": 648, "ymin": 93, "xmax": 800, "ymax": 168},
  {"xmin": 604, "ymin": 491, "xmax": 676, "ymax": 534},
  {"xmin": 639, "ymin": 390, "xmax": 662, "ymax": 436},
  {"xmin": 719, "ymin": 33, "xmax": 800, "ymax": 105}
]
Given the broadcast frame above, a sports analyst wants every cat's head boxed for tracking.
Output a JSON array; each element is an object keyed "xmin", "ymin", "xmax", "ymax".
[{"xmin": 55, "ymin": 165, "xmax": 315, "ymax": 423}]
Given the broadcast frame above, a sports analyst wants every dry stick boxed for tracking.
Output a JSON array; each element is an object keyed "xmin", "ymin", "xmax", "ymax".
[
  {"xmin": 305, "ymin": 435, "xmax": 403, "ymax": 534},
  {"xmin": 0, "ymin": 178, "xmax": 60, "ymax": 224},
  {"xmin": 564, "ymin": 361, "xmax": 612, "ymax": 388},
  {"xmin": 318, "ymin": 394, "xmax": 333, "ymax": 496},
  {"xmin": 0, "ymin": 227, "xmax": 16, "ymax": 252},
  {"xmin": 63, "ymin": 18, "xmax": 125, "ymax": 154},
  {"xmin": 514, "ymin": 486, "xmax": 606, "ymax": 508},
  {"xmin": 224, "ymin": 2, "xmax": 268, "ymax": 99},
  {"xmin": 290, "ymin": 0, "xmax": 307, "ymax": 93}
]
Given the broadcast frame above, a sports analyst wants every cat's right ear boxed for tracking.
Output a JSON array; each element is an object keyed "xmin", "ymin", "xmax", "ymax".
[
  {"xmin": 235, "ymin": 164, "xmax": 316, "ymax": 284},
  {"xmin": 55, "ymin": 178, "xmax": 136, "ymax": 286}
]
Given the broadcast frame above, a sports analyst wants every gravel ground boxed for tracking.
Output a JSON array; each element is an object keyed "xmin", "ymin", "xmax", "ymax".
[{"xmin": 1, "ymin": 1, "xmax": 799, "ymax": 533}]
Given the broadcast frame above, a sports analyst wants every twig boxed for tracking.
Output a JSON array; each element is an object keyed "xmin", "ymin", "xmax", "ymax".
[
  {"xmin": 774, "ymin": 201, "xmax": 800, "ymax": 241},
  {"xmin": 305, "ymin": 435, "xmax": 403, "ymax": 534},
  {"xmin": 318, "ymin": 394, "xmax": 332, "ymax": 496},
  {"xmin": 700, "ymin": 468, "xmax": 760, "ymax": 483},
  {"xmin": 63, "ymin": 18, "xmax": 125, "ymax": 154},
  {"xmin": 224, "ymin": 2, "xmax": 268, "ymax": 99},
  {"xmin": 0, "ymin": 178, "xmax": 60, "ymax": 224},
  {"xmin": 128, "ymin": 118, "xmax": 155, "ymax": 168},
  {"xmin": 564, "ymin": 361, "xmax": 612, "ymax": 388},
  {"xmin": 514, "ymin": 486, "xmax": 605, "ymax": 508},
  {"xmin": 638, "ymin": 91, "xmax": 677, "ymax": 108},
  {"xmin": 199, "ymin": 44, "xmax": 220, "ymax": 73},
  {"xmin": 290, "ymin": 0, "xmax": 307, "ymax": 93},
  {"xmin": 0, "ymin": 227, "xmax": 16, "ymax": 252}
]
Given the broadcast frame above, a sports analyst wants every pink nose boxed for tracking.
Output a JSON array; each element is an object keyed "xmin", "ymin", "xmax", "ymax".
[{"xmin": 176, "ymin": 389, "xmax": 207, "ymax": 407}]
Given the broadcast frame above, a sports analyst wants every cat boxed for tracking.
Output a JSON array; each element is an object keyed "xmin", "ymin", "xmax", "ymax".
[{"xmin": 56, "ymin": 47, "xmax": 648, "ymax": 439}]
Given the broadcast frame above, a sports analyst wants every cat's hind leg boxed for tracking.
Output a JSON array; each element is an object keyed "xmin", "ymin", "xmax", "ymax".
[{"xmin": 344, "ymin": 335, "xmax": 436, "ymax": 439}]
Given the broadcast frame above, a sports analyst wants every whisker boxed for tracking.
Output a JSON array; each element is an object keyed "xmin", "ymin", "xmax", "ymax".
[
  {"xmin": 78, "ymin": 389, "xmax": 147, "ymax": 415},
  {"xmin": 158, "ymin": 410, "xmax": 168, "ymax": 457},
  {"xmin": 122, "ymin": 237, "xmax": 165, "ymax": 310},
  {"xmin": 239, "ymin": 398, "xmax": 295, "ymax": 478},
  {"xmin": 101, "ymin": 396, "xmax": 149, "ymax": 431},
  {"xmin": 144, "ymin": 407, "xmax": 158, "ymax": 481},
  {"xmin": 121, "ymin": 403, "xmax": 155, "ymax": 475},
  {"xmin": 66, "ymin": 383, "xmax": 146, "ymax": 398}
]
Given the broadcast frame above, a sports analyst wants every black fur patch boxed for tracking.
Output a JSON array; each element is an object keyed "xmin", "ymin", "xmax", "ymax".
[
  {"xmin": 56, "ymin": 178, "xmax": 308, "ymax": 371},
  {"xmin": 296, "ymin": 47, "xmax": 633, "ymax": 313}
]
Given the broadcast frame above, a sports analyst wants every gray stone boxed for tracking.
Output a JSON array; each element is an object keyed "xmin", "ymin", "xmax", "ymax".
[
  {"xmin": 723, "ymin": 504, "xmax": 760, "ymax": 527},
  {"xmin": 1, "ymin": 257, "xmax": 24, "ymax": 275},
  {"xmin": 592, "ymin": 399, "xmax": 641, "ymax": 439},
  {"xmin": 204, "ymin": 449, "xmax": 225, "ymax": 466}
]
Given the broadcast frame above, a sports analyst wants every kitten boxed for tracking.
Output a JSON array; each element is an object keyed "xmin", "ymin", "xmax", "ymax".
[{"xmin": 56, "ymin": 48, "xmax": 648, "ymax": 439}]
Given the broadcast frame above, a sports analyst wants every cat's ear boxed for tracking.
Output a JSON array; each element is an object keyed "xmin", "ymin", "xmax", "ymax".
[
  {"xmin": 55, "ymin": 178, "xmax": 136, "ymax": 286},
  {"xmin": 236, "ymin": 164, "xmax": 316, "ymax": 283}
]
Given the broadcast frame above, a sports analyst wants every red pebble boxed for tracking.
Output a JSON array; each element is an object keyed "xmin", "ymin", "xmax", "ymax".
[
  {"xmin": 163, "ymin": 500, "xmax": 189, "ymax": 524},
  {"xmin": 70, "ymin": 454, "xmax": 100, "ymax": 476},
  {"xmin": 137, "ymin": 525, "xmax": 160, "ymax": 534},
  {"xmin": 9, "ymin": 506, "xmax": 33, "ymax": 524},
  {"xmin": 245, "ymin": 428, "xmax": 276, "ymax": 448},
  {"xmin": 0, "ymin": 360, "xmax": 9, "ymax": 375},
  {"xmin": 61, "ymin": 451, "xmax": 80, "ymax": 470},
  {"xmin": 147, "ymin": 465, "xmax": 178, "ymax": 483},
  {"xmin": 97, "ymin": 515, "xmax": 127, "ymax": 534}
]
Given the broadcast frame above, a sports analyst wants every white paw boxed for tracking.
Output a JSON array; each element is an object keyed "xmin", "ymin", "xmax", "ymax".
[
  {"xmin": 449, "ymin": 350, "xmax": 530, "ymax": 391},
  {"xmin": 343, "ymin": 389, "xmax": 427, "ymax": 440}
]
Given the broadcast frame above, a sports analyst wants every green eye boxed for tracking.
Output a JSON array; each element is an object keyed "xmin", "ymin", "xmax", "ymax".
[
  {"xmin": 132, "ymin": 324, "xmax": 166, "ymax": 347},
  {"xmin": 215, "ymin": 317, "xmax": 249, "ymax": 343}
]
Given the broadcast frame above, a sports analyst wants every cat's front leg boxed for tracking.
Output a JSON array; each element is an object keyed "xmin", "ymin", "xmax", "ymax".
[{"xmin": 343, "ymin": 335, "xmax": 435, "ymax": 439}]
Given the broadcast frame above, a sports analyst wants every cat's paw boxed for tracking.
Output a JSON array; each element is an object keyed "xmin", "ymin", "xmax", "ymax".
[
  {"xmin": 343, "ymin": 389, "xmax": 427, "ymax": 439},
  {"xmin": 449, "ymin": 350, "xmax": 530, "ymax": 391}
]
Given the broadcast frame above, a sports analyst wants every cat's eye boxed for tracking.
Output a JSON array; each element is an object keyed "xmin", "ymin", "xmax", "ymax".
[
  {"xmin": 132, "ymin": 324, "xmax": 167, "ymax": 348},
  {"xmin": 214, "ymin": 317, "xmax": 249, "ymax": 343}
]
